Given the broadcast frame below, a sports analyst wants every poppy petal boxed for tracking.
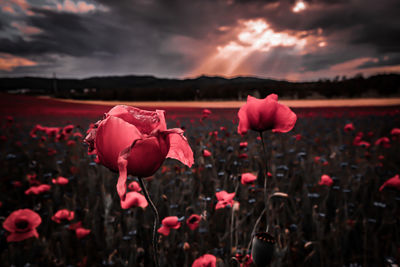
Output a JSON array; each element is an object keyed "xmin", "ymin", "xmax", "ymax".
[{"xmin": 166, "ymin": 128, "xmax": 194, "ymax": 167}]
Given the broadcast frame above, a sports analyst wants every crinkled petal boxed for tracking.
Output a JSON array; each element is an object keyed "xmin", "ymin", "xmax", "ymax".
[
  {"xmin": 106, "ymin": 105, "xmax": 167, "ymax": 134},
  {"xmin": 165, "ymin": 128, "xmax": 194, "ymax": 167}
]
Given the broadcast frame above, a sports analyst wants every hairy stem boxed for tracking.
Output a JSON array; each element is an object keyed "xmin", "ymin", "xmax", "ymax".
[{"xmin": 138, "ymin": 177, "xmax": 160, "ymax": 267}]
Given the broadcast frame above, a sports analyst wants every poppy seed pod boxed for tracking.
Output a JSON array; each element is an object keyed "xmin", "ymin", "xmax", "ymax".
[{"xmin": 251, "ymin": 232, "xmax": 276, "ymax": 267}]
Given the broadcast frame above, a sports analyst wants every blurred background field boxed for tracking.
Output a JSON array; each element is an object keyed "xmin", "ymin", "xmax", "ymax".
[{"xmin": 0, "ymin": 94, "xmax": 399, "ymax": 266}]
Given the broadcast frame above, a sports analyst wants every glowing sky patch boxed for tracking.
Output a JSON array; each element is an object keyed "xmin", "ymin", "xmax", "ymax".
[
  {"xmin": 55, "ymin": 0, "xmax": 96, "ymax": 13},
  {"xmin": 293, "ymin": 1, "xmax": 306, "ymax": 13},
  {"xmin": 0, "ymin": 53, "xmax": 36, "ymax": 71},
  {"xmin": 191, "ymin": 19, "xmax": 307, "ymax": 77},
  {"xmin": 11, "ymin": 22, "xmax": 42, "ymax": 35}
]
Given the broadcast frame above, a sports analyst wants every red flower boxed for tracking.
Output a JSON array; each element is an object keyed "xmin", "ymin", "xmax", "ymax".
[
  {"xmin": 203, "ymin": 149, "xmax": 212, "ymax": 157},
  {"xmin": 318, "ymin": 174, "xmax": 333, "ymax": 187},
  {"xmin": 375, "ymin": 137, "xmax": 391, "ymax": 148},
  {"xmin": 239, "ymin": 153, "xmax": 248, "ymax": 159},
  {"xmin": 294, "ymin": 134, "xmax": 302, "ymax": 141},
  {"xmin": 68, "ymin": 221, "xmax": 91, "ymax": 239},
  {"xmin": 237, "ymin": 94, "xmax": 297, "ymax": 135},
  {"xmin": 128, "ymin": 181, "xmax": 141, "ymax": 192},
  {"xmin": 26, "ymin": 173, "xmax": 40, "ymax": 185},
  {"xmin": 52, "ymin": 176, "xmax": 69, "ymax": 185},
  {"xmin": 3, "ymin": 209, "xmax": 41, "ymax": 242},
  {"xmin": 391, "ymin": 128, "xmax": 400, "ymax": 136},
  {"xmin": 25, "ymin": 184, "xmax": 51, "ymax": 195},
  {"xmin": 202, "ymin": 109, "xmax": 212, "ymax": 119},
  {"xmin": 84, "ymin": 105, "xmax": 194, "ymax": 201},
  {"xmin": 157, "ymin": 216, "xmax": 181, "ymax": 236},
  {"xmin": 241, "ymin": 173, "xmax": 257, "ymax": 185},
  {"xmin": 344, "ymin": 123, "xmax": 355, "ymax": 132},
  {"xmin": 215, "ymin": 190, "xmax": 235, "ymax": 209},
  {"xmin": 239, "ymin": 142, "xmax": 248, "ymax": 148},
  {"xmin": 379, "ymin": 174, "xmax": 400, "ymax": 191},
  {"xmin": 120, "ymin": 191, "xmax": 148, "ymax": 209},
  {"xmin": 314, "ymin": 156, "xmax": 321, "ymax": 163},
  {"xmin": 186, "ymin": 214, "xmax": 201, "ymax": 230},
  {"xmin": 67, "ymin": 140, "xmax": 76, "ymax": 146},
  {"xmin": 75, "ymin": 227, "xmax": 91, "ymax": 239},
  {"xmin": 51, "ymin": 209, "xmax": 75, "ymax": 223},
  {"xmin": 192, "ymin": 254, "xmax": 217, "ymax": 267}
]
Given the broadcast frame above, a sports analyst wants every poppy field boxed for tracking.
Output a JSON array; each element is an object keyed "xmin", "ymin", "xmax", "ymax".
[{"xmin": 0, "ymin": 94, "xmax": 400, "ymax": 267}]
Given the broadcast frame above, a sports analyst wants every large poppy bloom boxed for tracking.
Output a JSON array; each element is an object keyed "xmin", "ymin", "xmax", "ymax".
[
  {"xmin": 192, "ymin": 254, "xmax": 217, "ymax": 267},
  {"xmin": 3, "ymin": 209, "xmax": 41, "ymax": 242},
  {"xmin": 157, "ymin": 216, "xmax": 181, "ymax": 236},
  {"xmin": 238, "ymin": 94, "xmax": 297, "ymax": 135},
  {"xmin": 84, "ymin": 105, "xmax": 194, "ymax": 201}
]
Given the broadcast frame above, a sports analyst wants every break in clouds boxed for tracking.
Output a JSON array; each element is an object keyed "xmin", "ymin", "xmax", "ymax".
[{"xmin": 0, "ymin": 0, "xmax": 399, "ymax": 81}]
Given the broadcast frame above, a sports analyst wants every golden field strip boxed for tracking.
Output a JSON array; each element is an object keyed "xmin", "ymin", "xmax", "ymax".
[{"xmin": 48, "ymin": 97, "xmax": 400, "ymax": 108}]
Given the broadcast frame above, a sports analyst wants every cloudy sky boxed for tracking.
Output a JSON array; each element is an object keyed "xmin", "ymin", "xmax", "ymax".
[{"xmin": 0, "ymin": 0, "xmax": 399, "ymax": 81}]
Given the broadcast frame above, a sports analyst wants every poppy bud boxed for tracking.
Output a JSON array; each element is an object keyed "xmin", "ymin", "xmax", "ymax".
[{"xmin": 251, "ymin": 232, "xmax": 276, "ymax": 266}]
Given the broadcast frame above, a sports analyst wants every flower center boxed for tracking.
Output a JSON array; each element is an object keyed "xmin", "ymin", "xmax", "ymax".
[
  {"xmin": 188, "ymin": 217, "xmax": 198, "ymax": 224},
  {"xmin": 15, "ymin": 219, "xmax": 29, "ymax": 232}
]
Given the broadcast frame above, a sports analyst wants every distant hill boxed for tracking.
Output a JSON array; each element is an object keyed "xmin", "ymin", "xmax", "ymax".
[{"xmin": 1, "ymin": 73, "xmax": 399, "ymax": 100}]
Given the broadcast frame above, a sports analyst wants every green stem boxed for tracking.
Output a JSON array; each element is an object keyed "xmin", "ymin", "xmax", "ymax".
[
  {"xmin": 138, "ymin": 177, "xmax": 160, "ymax": 267},
  {"xmin": 259, "ymin": 131, "xmax": 270, "ymax": 232}
]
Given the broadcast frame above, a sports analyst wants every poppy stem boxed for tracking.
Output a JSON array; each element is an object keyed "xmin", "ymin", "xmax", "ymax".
[
  {"xmin": 259, "ymin": 131, "xmax": 270, "ymax": 232},
  {"xmin": 138, "ymin": 177, "xmax": 160, "ymax": 267}
]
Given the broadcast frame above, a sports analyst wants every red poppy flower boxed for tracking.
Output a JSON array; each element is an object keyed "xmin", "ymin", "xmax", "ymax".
[
  {"xmin": 186, "ymin": 214, "xmax": 201, "ymax": 230},
  {"xmin": 25, "ymin": 184, "xmax": 51, "ymax": 195},
  {"xmin": 52, "ymin": 176, "xmax": 69, "ymax": 185},
  {"xmin": 294, "ymin": 134, "xmax": 302, "ymax": 141},
  {"xmin": 379, "ymin": 174, "xmax": 400, "ymax": 191},
  {"xmin": 375, "ymin": 137, "xmax": 391, "ymax": 148},
  {"xmin": 75, "ymin": 227, "xmax": 91, "ymax": 239},
  {"xmin": 67, "ymin": 140, "xmax": 76, "ymax": 146},
  {"xmin": 26, "ymin": 173, "xmax": 39, "ymax": 185},
  {"xmin": 84, "ymin": 105, "xmax": 194, "ymax": 201},
  {"xmin": 237, "ymin": 94, "xmax": 297, "ymax": 135},
  {"xmin": 68, "ymin": 221, "xmax": 91, "ymax": 239},
  {"xmin": 241, "ymin": 173, "xmax": 257, "ymax": 185},
  {"xmin": 239, "ymin": 142, "xmax": 248, "ymax": 148},
  {"xmin": 202, "ymin": 109, "xmax": 212, "ymax": 119},
  {"xmin": 239, "ymin": 153, "xmax": 248, "ymax": 159},
  {"xmin": 344, "ymin": 123, "xmax": 355, "ymax": 132},
  {"xmin": 203, "ymin": 149, "xmax": 212, "ymax": 157},
  {"xmin": 157, "ymin": 216, "xmax": 181, "ymax": 236},
  {"xmin": 215, "ymin": 190, "xmax": 235, "ymax": 209},
  {"xmin": 391, "ymin": 128, "xmax": 400, "ymax": 135},
  {"xmin": 62, "ymin": 124, "xmax": 74, "ymax": 135},
  {"xmin": 120, "ymin": 191, "xmax": 148, "ymax": 209},
  {"xmin": 3, "ymin": 209, "xmax": 41, "ymax": 242},
  {"xmin": 73, "ymin": 132, "xmax": 83, "ymax": 138},
  {"xmin": 192, "ymin": 254, "xmax": 217, "ymax": 267},
  {"xmin": 314, "ymin": 156, "xmax": 321, "ymax": 163},
  {"xmin": 128, "ymin": 181, "xmax": 141, "ymax": 192},
  {"xmin": 51, "ymin": 209, "xmax": 75, "ymax": 223},
  {"xmin": 318, "ymin": 174, "xmax": 333, "ymax": 187},
  {"xmin": 12, "ymin": 181, "xmax": 22, "ymax": 188}
]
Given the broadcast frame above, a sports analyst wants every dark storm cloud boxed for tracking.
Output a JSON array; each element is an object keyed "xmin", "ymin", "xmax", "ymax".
[
  {"xmin": 1, "ymin": 0, "xmax": 399, "ymax": 78},
  {"xmin": 358, "ymin": 54, "xmax": 400, "ymax": 70}
]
